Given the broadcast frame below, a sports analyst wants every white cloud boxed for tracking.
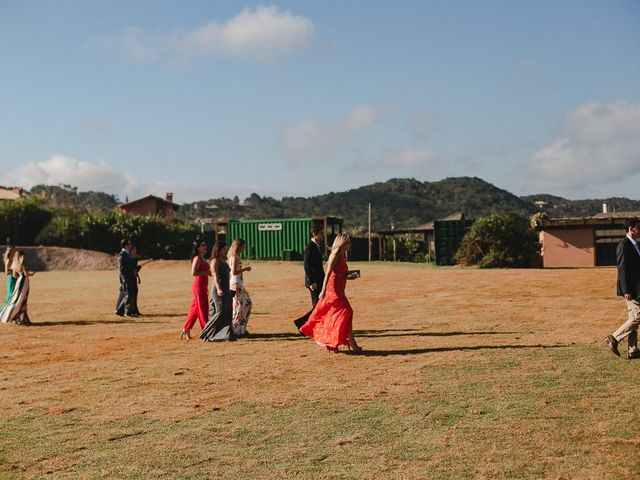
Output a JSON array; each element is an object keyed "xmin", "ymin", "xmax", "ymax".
[
  {"xmin": 171, "ymin": 5, "xmax": 315, "ymax": 63},
  {"xmin": 1, "ymin": 154, "xmax": 140, "ymax": 196},
  {"xmin": 380, "ymin": 148, "xmax": 437, "ymax": 168},
  {"xmin": 278, "ymin": 105, "xmax": 388, "ymax": 165},
  {"xmin": 95, "ymin": 5, "xmax": 315, "ymax": 65},
  {"xmin": 348, "ymin": 148, "xmax": 438, "ymax": 174},
  {"xmin": 527, "ymin": 101, "xmax": 640, "ymax": 192},
  {"xmin": 0, "ymin": 154, "xmax": 267, "ymax": 203},
  {"xmin": 93, "ymin": 27, "xmax": 159, "ymax": 63}
]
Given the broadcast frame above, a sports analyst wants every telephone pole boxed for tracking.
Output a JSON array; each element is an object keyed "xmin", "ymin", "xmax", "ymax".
[{"xmin": 368, "ymin": 202, "xmax": 372, "ymax": 262}]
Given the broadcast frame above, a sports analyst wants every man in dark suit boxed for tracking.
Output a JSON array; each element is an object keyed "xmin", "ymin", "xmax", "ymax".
[
  {"xmin": 605, "ymin": 217, "xmax": 640, "ymax": 359},
  {"xmin": 304, "ymin": 227, "xmax": 325, "ymax": 308},
  {"xmin": 115, "ymin": 238, "xmax": 138, "ymax": 317},
  {"xmin": 294, "ymin": 227, "xmax": 326, "ymax": 331}
]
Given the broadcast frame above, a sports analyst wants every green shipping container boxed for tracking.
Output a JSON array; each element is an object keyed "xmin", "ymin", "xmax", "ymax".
[
  {"xmin": 226, "ymin": 218, "xmax": 315, "ymax": 260},
  {"xmin": 434, "ymin": 219, "xmax": 474, "ymax": 266}
]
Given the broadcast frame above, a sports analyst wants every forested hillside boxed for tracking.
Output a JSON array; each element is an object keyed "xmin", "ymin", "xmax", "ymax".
[
  {"xmin": 29, "ymin": 185, "xmax": 119, "ymax": 212},
  {"xmin": 19, "ymin": 178, "xmax": 640, "ymax": 232},
  {"xmin": 179, "ymin": 177, "xmax": 537, "ymax": 231}
]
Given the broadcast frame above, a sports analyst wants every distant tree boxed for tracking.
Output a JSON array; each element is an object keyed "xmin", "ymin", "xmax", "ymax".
[
  {"xmin": 454, "ymin": 212, "xmax": 540, "ymax": 268},
  {"xmin": 30, "ymin": 184, "xmax": 118, "ymax": 212},
  {"xmin": 0, "ymin": 198, "xmax": 53, "ymax": 245}
]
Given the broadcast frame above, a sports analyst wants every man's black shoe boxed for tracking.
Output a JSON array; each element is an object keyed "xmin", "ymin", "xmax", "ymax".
[{"xmin": 628, "ymin": 351, "xmax": 640, "ymax": 360}]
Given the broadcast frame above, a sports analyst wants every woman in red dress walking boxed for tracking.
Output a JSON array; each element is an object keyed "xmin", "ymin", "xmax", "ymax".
[
  {"xmin": 181, "ymin": 238, "xmax": 211, "ymax": 339},
  {"xmin": 300, "ymin": 233, "xmax": 362, "ymax": 353}
]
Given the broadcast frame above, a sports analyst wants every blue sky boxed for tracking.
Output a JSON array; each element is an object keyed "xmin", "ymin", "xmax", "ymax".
[{"xmin": 1, "ymin": 0, "xmax": 639, "ymax": 202}]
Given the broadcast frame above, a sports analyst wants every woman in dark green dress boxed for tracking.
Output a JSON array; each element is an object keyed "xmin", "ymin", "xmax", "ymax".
[
  {"xmin": 201, "ymin": 241, "xmax": 235, "ymax": 341},
  {"xmin": 3, "ymin": 245, "xmax": 16, "ymax": 306}
]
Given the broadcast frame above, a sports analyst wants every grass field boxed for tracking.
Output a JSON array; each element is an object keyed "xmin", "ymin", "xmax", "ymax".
[{"xmin": 1, "ymin": 261, "xmax": 639, "ymax": 479}]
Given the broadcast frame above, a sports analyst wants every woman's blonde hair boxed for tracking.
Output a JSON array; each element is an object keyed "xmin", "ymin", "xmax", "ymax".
[
  {"xmin": 228, "ymin": 238, "xmax": 246, "ymax": 258},
  {"xmin": 329, "ymin": 234, "xmax": 351, "ymax": 256},
  {"xmin": 10, "ymin": 249, "xmax": 24, "ymax": 273}
]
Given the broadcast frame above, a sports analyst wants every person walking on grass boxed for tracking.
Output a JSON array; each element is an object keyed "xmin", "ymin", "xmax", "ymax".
[
  {"xmin": 3, "ymin": 243, "xmax": 16, "ymax": 307},
  {"xmin": 229, "ymin": 238, "xmax": 252, "ymax": 337},
  {"xmin": 0, "ymin": 249, "xmax": 32, "ymax": 325},
  {"xmin": 115, "ymin": 238, "xmax": 138, "ymax": 318},
  {"xmin": 299, "ymin": 234, "xmax": 362, "ymax": 353},
  {"xmin": 181, "ymin": 238, "xmax": 211, "ymax": 340},
  {"xmin": 606, "ymin": 217, "xmax": 640, "ymax": 359},
  {"xmin": 200, "ymin": 241, "xmax": 235, "ymax": 342},
  {"xmin": 304, "ymin": 226, "xmax": 325, "ymax": 308},
  {"xmin": 130, "ymin": 244, "xmax": 143, "ymax": 316}
]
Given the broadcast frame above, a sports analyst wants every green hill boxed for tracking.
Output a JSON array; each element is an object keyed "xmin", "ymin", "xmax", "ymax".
[
  {"xmin": 179, "ymin": 177, "xmax": 537, "ymax": 232},
  {"xmin": 25, "ymin": 178, "xmax": 640, "ymax": 232},
  {"xmin": 29, "ymin": 184, "xmax": 119, "ymax": 212}
]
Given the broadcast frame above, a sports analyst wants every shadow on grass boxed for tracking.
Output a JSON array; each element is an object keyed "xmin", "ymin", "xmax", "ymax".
[
  {"xmin": 244, "ymin": 328, "xmax": 523, "ymax": 342},
  {"xmin": 29, "ymin": 319, "xmax": 164, "ymax": 326},
  {"xmin": 354, "ymin": 330, "xmax": 522, "ymax": 338},
  {"xmin": 137, "ymin": 313, "xmax": 182, "ymax": 318},
  {"xmin": 358, "ymin": 344, "xmax": 570, "ymax": 356},
  {"xmin": 244, "ymin": 332, "xmax": 304, "ymax": 341}
]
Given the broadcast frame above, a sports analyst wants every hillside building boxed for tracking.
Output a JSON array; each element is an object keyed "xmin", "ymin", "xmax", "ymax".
[
  {"xmin": 0, "ymin": 187, "xmax": 28, "ymax": 201},
  {"xmin": 536, "ymin": 210, "xmax": 638, "ymax": 268},
  {"xmin": 118, "ymin": 193, "xmax": 179, "ymax": 222}
]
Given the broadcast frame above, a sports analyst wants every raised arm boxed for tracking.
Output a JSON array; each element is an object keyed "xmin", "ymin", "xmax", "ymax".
[{"xmin": 230, "ymin": 256, "xmax": 251, "ymax": 275}]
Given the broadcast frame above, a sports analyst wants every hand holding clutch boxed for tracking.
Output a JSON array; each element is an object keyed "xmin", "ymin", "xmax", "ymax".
[{"xmin": 346, "ymin": 270, "xmax": 361, "ymax": 280}]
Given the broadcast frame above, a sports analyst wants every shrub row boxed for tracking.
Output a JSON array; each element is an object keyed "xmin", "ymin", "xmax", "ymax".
[{"xmin": 0, "ymin": 199, "xmax": 199, "ymax": 259}]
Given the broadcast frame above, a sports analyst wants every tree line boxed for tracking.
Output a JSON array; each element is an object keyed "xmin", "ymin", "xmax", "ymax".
[{"xmin": 0, "ymin": 198, "xmax": 198, "ymax": 259}]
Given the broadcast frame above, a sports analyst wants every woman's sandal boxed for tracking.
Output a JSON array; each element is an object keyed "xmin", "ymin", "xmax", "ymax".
[
  {"xmin": 326, "ymin": 346, "xmax": 339, "ymax": 353},
  {"xmin": 347, "ymin": 343, "xmax": 363, "ymax": 354},
  {"xmin": 180, "ymin": 330, "xmax": 192, "ymax": 340}
]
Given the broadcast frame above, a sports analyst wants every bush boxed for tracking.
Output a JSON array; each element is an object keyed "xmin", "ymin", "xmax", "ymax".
[
  {"xmin": 454, "ymin": 212, "xmax": 540, "ymax": 268},
  {"xmin": 0, "ymin": 198, "xmax": 53, "ymax": 245},
  {"xmin": 35, "ymin": 210, "xmax": 199, "ymax": 259}
]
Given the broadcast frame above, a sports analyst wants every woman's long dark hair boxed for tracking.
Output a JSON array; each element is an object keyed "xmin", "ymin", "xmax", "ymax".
[
  {"xmin": 211, "ymin": 241, "xmax": 227, "ymax": 260},
  {"xmin": 191, "ymin": 237, "xmax": 206, "ymax": 259}
]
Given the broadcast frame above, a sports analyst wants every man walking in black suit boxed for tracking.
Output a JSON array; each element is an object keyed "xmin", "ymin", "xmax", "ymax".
[
  {"xmin": 304, "ymin": 227, "xmax": 325, "ymax": 308},
  {"xmin": 605, "ymin": 218, "xmax": 640, "ymax": 359},
  {"xmin": 115, "ymin": 238, "xmax": 138, "ymax": 317},
  {"xmin": 293, "ymin": 227, "xmax": 326, "ymax": 331}
]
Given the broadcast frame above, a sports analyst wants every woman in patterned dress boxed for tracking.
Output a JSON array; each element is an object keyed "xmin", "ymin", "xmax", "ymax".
[
  {"xmin": 228, "ymin": 238, "xmax": 252, "ymax": 337},
  {"xmin": 0, "ymin": 249, "xmax": 32, "ymax": 325}
]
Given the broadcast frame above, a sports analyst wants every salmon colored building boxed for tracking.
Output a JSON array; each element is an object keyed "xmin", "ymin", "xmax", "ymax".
[
  {"xmin": 0, "ymin": 186, "xmax": 28, "ymax": 201},
  {"xmin": 536, "ymin": 211, "xmax": 638, "ymax": 268},
  {"xmin": 118, "ymin": 193, "xmax": 179, "ymax": 222}
]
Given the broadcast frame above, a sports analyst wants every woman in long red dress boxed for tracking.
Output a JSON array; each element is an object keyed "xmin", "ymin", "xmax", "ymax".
[
  {"xmin": 181, "ymin": 238, "xmax": 211, "ymax": 339},
  {"xmin": 300, "ymin": 234, "xmax": 362, "ymax": 353}
]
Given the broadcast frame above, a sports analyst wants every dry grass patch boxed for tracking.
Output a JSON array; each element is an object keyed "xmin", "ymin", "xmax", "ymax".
[{"xmin": 1, "ymin": 261, "xmax": 639, "ymax": 479}]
